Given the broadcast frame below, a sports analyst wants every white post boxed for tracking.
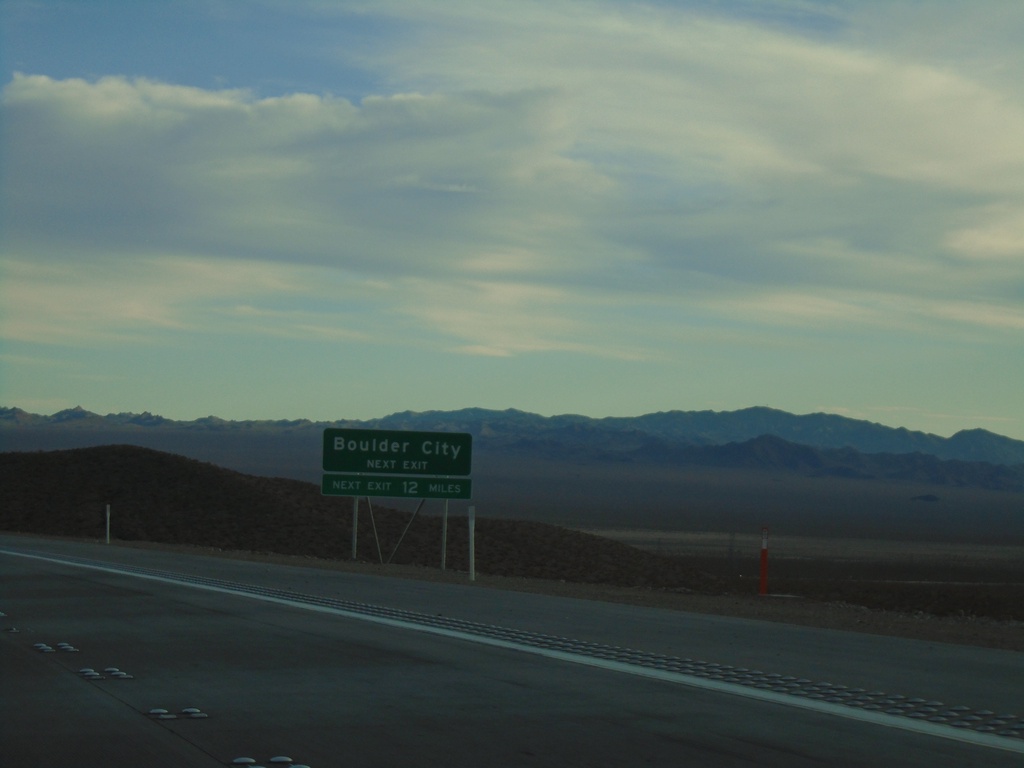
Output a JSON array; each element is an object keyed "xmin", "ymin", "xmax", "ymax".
[
  {"xmin": 468, "ymin": 506, "xmax": 476, "ymax": 582},
  {"xmin": 105, "ymin": 504, "xmax": 111, "ymax": 544},
  {"xmin": 759, "ymin": 526, "xmax": 769, "ymax": 596},
  {"xmin": 441, "ymin": 499, "xmax": 449, "ymax": 571},
  {"xmin": 351, "ymin": 497, "xmax": 359, "ymax": 560}
]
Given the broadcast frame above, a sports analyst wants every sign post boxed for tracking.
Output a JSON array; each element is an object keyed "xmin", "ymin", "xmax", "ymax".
[
  {"xmin": 759, "ymin": 526, "xmax": 769, "ymax": 596},
  {"xmin": 321, "ymin": 427, "xmax": 474, "ymax": 573},
  {"xmin": 350, "ymin": 497, "xmax": 358, "ymax": 560},
  {"xmin": 468, "ymin": 506, "xmax": 476, "ymax": 582},
  {"xmin": 441, "ymin": 499, "xmax": 449, "ymax": 571}
]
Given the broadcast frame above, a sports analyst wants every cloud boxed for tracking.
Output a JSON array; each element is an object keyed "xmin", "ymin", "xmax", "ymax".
[
  {"xmin": 396, "ymin": 278, "xmax": 591, "ymax": 357},
  {"xmin": 339, "ymin": 1, "xmax": 1024, "ymax": 188},
  {"xmin": 0, "ymin": 70, "xmax": 628, "ymax": 357},
  {"xmin": 1, "ymin": 73, "xmax": 602, "ymax": 275},
  {"xmin": 945, "ymin": 204, "xmax": 1024, "ymax": 260},
  {"xmin": 1, "ymin": 252, "xmax": 318, "ymax": 345},
  {"xmin": 305, "ymin": 1, "xmax": 1024, "ymax": 328},
  {"xmin": 2, "ymin": 1, "xmax": 1022, "ymax": 370}
]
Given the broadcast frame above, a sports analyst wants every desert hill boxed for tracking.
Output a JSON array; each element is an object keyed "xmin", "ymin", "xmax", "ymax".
[{"xmin": 0, "ymin": 445, "xmax": 714, "ymax": 591}]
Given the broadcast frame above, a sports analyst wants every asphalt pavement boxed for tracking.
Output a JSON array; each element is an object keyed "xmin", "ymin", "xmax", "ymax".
[{"xmin": 2, "ymin": 534, "xmax": 1022, "ymax": 767}]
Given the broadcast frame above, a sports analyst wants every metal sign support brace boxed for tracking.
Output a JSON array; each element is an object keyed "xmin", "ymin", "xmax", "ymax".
[{"xmin": 386, "ymin": 498, "xmax": 426, "ymax": 564}]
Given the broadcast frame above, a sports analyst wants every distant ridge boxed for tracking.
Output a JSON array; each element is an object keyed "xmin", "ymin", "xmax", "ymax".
[{"xmin": 3, "ymin": 404, "xmax": 1023, "ymax": 467}]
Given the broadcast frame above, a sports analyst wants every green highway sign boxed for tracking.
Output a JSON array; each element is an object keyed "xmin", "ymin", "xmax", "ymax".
[
  {"xmin": 322, "ymin": 474, "xmax": 472, "ymax": 500},
  {"xmin": 323, "ymin": 428, "xmax": 472, "ymax": 476}
]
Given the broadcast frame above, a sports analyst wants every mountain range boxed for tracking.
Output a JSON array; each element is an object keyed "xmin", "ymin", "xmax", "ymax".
[
  {"xmin": 3, "ymin": 404, "xmax": 1023, "ymax": 467},
  {"xmin": 3, "ymin": 405, "xmax": 1023, "ymax": 541}
]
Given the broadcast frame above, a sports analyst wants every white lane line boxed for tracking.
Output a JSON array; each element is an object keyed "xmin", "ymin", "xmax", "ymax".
[{"xmin": 5, "ymin": 548, "xmax": 1023, "ymax": 755}]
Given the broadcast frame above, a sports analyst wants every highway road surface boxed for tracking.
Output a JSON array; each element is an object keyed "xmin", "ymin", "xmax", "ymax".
[{"xmin": 2, "ymin": 534, "xmax": 1022, "ymax": 767}]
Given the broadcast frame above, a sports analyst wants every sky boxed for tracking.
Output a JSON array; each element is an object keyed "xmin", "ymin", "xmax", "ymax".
[{"xmin": 1, "ymin": 1, "xmax": 1023, "ymax": 440}]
